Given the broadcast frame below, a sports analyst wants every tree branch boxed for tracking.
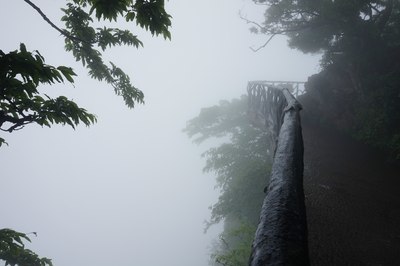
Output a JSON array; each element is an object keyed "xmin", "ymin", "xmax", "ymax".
[
  {"xmin": 250, "ymin": 34, "xmax": 277, "ymax": 52},
  {"xmin": 252, "ymin": 1, "xmax": 269, "ymax": 6},
  {"xmin": 22, "ymin": 0, "xmax": 91, "ymax": 45},
  {"xmin": 239, "ymin": 12, "xmax": 266, "ymax": 32},
  {"xmin": 0, "ymin": 114, "xmax": 36, "ymax": 132}
]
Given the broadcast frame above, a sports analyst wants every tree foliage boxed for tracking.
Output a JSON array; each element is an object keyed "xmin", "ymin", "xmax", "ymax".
[
  {"xmin": 184, "ymin": 96, "xmax": 272, "ymax": 265},
  {"xmin": 1, "ymin": 1, "xmax": 172, "ymax": 264},
  {"xmin": 0, "ymin": 44, "xmax": 96, "ymax": 146},
  {"xmin": 210, "ymin": 222, "xmax": 255, "ymax": 266},
  {"xmin": 251, "ymin": 0, "xmax": 398, "ymax": 53},
  {"xmin": 59, "ymin": 0, "xmax": 171, "ymax": 107},
  {"xmin": 1, "ymin": 0, "xmax": 171, "ymax": 146},
  {"xmin": 0, "ymin": 229, "xmax": 52, "ymax": 266},
  {"xmin": 251, "ymin": 0, "xmax": 400, "ymax": 159}
]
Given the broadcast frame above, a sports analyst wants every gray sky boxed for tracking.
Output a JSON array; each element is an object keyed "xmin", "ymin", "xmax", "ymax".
[{"xmin": 0, "ymin": 1, "xmax": 320, "ymax": 265}]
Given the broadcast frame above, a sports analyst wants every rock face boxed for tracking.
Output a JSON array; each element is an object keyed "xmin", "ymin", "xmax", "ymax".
[
  {"xmin": 301, "ymin": 69, "xmax": 357, "ymax": 131},
  {"xmin": 301, "ymin": 67, "xmax": 400, "ymax": 160},
  {"xmin": 301, "ymin": 112, "xmax": 400, "ymax": 265}
]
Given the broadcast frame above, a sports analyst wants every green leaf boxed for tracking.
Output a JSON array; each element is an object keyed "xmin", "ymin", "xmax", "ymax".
[
  {"xmin": 0, "ymin": 138, "xmax": 8, "ymax": 147},
  {"xmin": 57, "ymin": 66, "xmax": 76, "ymax": 83}
]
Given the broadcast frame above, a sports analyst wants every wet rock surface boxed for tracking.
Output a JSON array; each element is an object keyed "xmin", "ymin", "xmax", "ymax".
[{"xmin": 302, "ymin": 116, "xmax": 400, "ymax": 266}]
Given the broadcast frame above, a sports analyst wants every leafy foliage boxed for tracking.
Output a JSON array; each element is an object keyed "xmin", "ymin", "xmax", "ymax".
[
  {"xmin": 0, "ymin": 229, "xmax": 52, "ymax": 266},
  {"xmin": 0, "ymin": 44, "xmax": 96, "ymax": 146},
  {"xmin": 60, "ymin": 0, "xmax": 171, "ymax": 108},
  {"xmin": 1, "ymin": 1, "xmax": 172, "ymax": 263},
  {"xmin": 1, "ymin": 0, "xmax": 171, "ymax": 145},
  {"xmin": 184, "ymin": 96, "xmax": 272, "ymax": 265},
  {"xmin": 131, "ymin": 0, "xmax": 172, "ymax": 39},
  {"xmin": 210, "ymin": 222, "xmax": 255, "ymax": 266}
]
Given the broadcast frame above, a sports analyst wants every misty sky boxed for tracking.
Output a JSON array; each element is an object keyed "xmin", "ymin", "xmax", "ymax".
[{"xmin": 1, "ymin": 1, "xmax": 320, "ymax": 265}]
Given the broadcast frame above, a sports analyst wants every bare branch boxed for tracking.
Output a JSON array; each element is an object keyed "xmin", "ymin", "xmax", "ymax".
[
  {"xmin": 252, "ymin": 1, "xmax": 269, "ymax": 6},
  {"xmin": 239, "ymin": 12, "xmax": 282, "ymax": 51},
  {"xmin": 239, "ymin": 12, "xmax": 266, "ymax": 32},
  {"xmin": 250, "ymin": 34, "xmax": 276, "ymax": 52}
]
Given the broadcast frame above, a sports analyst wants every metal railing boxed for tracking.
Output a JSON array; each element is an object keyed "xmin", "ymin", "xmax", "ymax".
[
  {"xmin": 247, "ymin": 81, "xmax": 309, "ymax": 266},
  {"xmin": 248, "ymin": 81, "xmax": 306, "ymax": 98}
]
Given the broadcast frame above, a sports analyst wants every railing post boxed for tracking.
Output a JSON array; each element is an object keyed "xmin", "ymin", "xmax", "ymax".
[{"xmin": 248, "ymin": 85, "xmax": 309, "ymax": 266}]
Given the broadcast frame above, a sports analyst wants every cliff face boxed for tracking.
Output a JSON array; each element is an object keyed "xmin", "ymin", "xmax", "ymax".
[
  {"xmin": 299, "ymin": 66, "xmax": 400, "ymax": 160},
  {"xmin": 298, "ymin": 66, "xmax": 400, "ymax": 263},
  {"xmin": 300, "ymin": 68, "xmax": 357, "ymax": 131},
  {"xmin": 301, "ymin": 115, "xmax": 400, "ymax": 265}
]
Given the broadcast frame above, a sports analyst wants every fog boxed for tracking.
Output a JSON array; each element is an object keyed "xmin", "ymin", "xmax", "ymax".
[{"xmin": 0, "ymin": 1, "xmax": 319, "ymax": 265}]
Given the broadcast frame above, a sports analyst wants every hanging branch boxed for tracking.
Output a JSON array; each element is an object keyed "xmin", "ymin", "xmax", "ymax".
[
  {"xmin": 239, "ymin": 12, "xmax": 278, "ymax": 52},
  {"xmin": 250, "ymin": 34, "xmax": 276, "ymax": 52},
  {"xmin": 22, "ymin": 0, "xmax": 91, "ymax": 45}
]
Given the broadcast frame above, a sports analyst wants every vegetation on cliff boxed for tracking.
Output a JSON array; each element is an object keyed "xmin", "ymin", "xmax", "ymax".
[
  {"xmin": 253, "ymin": 0, "xmax": 400, "ymax": 159},
  {"xmin": 185, "ymin": 96, "xmax": 272, "ymax": 265}
]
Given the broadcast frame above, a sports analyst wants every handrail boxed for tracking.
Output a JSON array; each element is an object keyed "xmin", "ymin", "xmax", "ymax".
[
  {"xmin": 247, "ymin": 82, "xmax": 309, "ymax": 266},
  {"xmin": 248, "ymin": 80, "xmax": 306, "ymax": 98}
]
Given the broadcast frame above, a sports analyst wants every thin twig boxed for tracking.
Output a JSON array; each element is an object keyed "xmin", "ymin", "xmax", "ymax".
[
  {"xmin": 239, "ymin": 11, "xmax": 266, "ymax": 31},
  {"xmin": 238, "ymin": 11, "xmax": 278, "ymax": 52},
  {"xmin": 252, "ymin": 0, "xmax": 269, "ymax": 5},
  {"xmin": 250, "ymin": 34, "xmax": 276, "ymax": 52}
]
